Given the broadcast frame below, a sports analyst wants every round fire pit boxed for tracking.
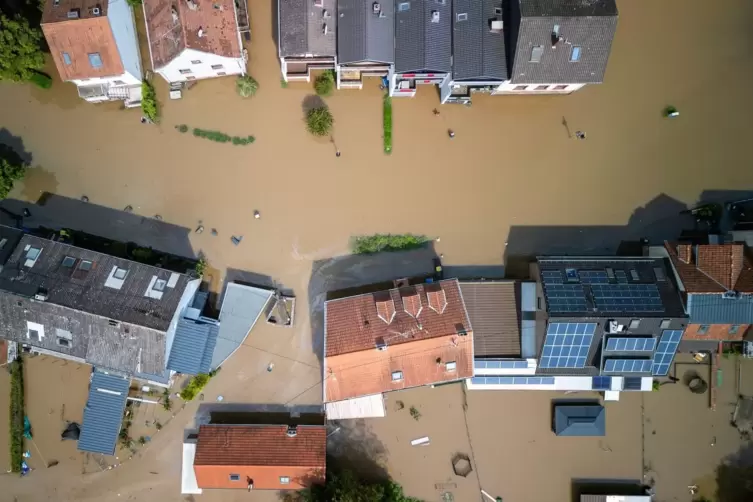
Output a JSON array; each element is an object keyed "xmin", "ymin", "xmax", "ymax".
[{"xmin": 688, "ymin": 376, "xmax": 708, "ymax": 394}]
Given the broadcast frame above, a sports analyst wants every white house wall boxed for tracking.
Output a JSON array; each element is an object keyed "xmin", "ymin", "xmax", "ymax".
[
  {"xmin": 71, "ymin": 72, "xmax": 140, "ymax": 87},
  {"xmin": 494, "ymin": 82, "xmax": 586, "ymax": 94},
  {"xmin": 157, "ymin": 48, "xmax": 245, "ymax": 83},
  {"xmin": 107, "ymin": 0, "xmax": 142, "ymax": 82},
  {"xmin": 466, "ymin": 375, "xmax": 647, "ymax": 392}
]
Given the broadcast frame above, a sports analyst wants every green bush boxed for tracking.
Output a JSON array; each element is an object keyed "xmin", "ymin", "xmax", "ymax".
[
  {"xmin": 194, "ymin": 256, "xmax": 207, "ymax": 277},
  {"xmin": 191, "ymin": 128, "xmax": 255, "ymax": 146},
  {"xmin": 0, "ymin": 15, "xmax": 45, "ymax": 82},
  {"xmin": 236, "ymin": 75, "xmax": 258, "ymax": 98},
  {"xmin": 314, "ymin": 70, "xmax": 335, "ymax": 97},
  {"xmin": 9, "ymin": 357, "xmax": 25, "ymax": 473},
  {"xmin": 29, "ymin": 72, "xmax": 51, "ymax": 89},
  {"xmin": 0, "ymin": 158, "xmax": 26, "ymax": 200},
  {"xmin": 175, "ymin": 124, "xmax": 189, "ymax": 133},
  {"xmin": 126, "ymin": 0, "xmax": 142, "ymax": 6},
  {"xmin": 141, "ymin": 81, "xmax": 159, "ymax": 122},
  {"xmin": 352, "ymin": 234, "xmax": 431, "ymax": 254},
  {"xmin": 383, "ymin": 95, "xmax": 392, "ymax": 154},
  {"xmin": 180, "ymin": 373, "xmax": 211, "ymax": 401},
  {"xmin": 306, "ymin": 106, "xmax": 333, "ymax": 137}
]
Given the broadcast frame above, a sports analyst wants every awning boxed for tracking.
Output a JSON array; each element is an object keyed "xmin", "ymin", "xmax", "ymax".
[{"xmin": 78, "ymin": 370, "xmax": 129, "ymax": 455}]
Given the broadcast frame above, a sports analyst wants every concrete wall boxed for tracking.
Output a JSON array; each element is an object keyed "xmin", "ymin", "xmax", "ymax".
[
  {"xmin": 158, "ymin": 48, "xmax": 245, "ymax": 84},
  {"xmin": 107, "ymin": 0, "xmax": 142, "ymax": 82}
]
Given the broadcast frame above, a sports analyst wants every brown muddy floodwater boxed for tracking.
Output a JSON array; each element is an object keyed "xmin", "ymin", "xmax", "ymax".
[{"xmin": 1, "ymin": 0, "xmax": 753, "ymax": 500}]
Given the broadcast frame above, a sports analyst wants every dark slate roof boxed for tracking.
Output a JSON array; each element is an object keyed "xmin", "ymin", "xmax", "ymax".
[
  {"xmin": 0, "ymin": 225, "xmax": 23, "ymax": 266},
  {"xmin": 166, "ymin": 317, "xmax": 219, "ymax": 375},
  {"xmin": 452, "ymin": 0, "xmax": 506, "ymax": 80},
  {"xmin": 687, "ymin": 294, "xmax": 753, "ymax": 324},
  {"xmin": 510, "ymin": 0, "xmax": 618, "ymax": 84},
  {"xmin": 554, "ymin": 403, "xmax": 605, "ymax": 436},
  {"xmin": 279, "ymin": 0, "xmax": 336, "ymax": 57},
  {"xmin": 460, "ymin": 281, "xmax": 520, "ymax": 357},
  {"xmin": 78, "ymin": 370, "xmax": 129, "ymax": 455},
  {"xmin": 395, "ymin": 0, "xmax": 452, "ymax": 73},
  {"xmin": 338, "ymin": 0, "xmax": 394, "ymax": 64}
]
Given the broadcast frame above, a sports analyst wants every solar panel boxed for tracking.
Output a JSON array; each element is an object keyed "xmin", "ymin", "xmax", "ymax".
[
  {"xmin": 591, "ymin": 283, "xmax": 663, "ymax": 312},
  {"xmin": 615, "ymin": 270, "xmax": 628, "ymax": 284},
  {"xmin": 605, "ymin": 337, "xmax": 656, "ymax": 352},
  {"xmin": 592, "ymin": 375, "xmax": 612, "ymax": 390},
  {"xmin": 544, "ymin": 284, "xmax": 587, "ymax": 312},
  {"xmin": 542, "ymin": 270, "xmax": 563, "ymax": 284},
  {"xmin": 471, "ymin": 376, "xmax": 555, "ymax": 385},
  {"xmin": 603, "ymin": 358, "xmax": 653, "ymax": 373},
  {"xmin": 474, "ymin": 360, "xmax": 528, "ymax": 370},
  {"xmin": 578, "ymin": 270, "xmax": 609, "ymax": 284},
  {"xmin": 652, "ymin": 329, "xmax": 683, "ymax": 376},
  {"xmin": 539, "ymin": 323, "xmax": 596, "ymax": 369}
]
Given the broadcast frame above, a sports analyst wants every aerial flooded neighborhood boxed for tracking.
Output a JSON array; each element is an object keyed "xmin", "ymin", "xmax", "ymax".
[{"xmin": 1, "ymin": 0, "xmax": 753, "ymax": 501}]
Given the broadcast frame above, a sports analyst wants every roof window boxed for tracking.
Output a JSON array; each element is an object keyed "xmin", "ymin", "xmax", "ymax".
[
  {"xmin": 398, "ymin": 1, "xmax": 410, "ymax": 11},
  {"xmin": 445, "ymin": 361, "xmax": 457, "ymax": 372},
  {"xmin": 78, "ymin": 260, "xmax": 93, "ymax": 272},
  {"xmin": 570, "ymin": 46, "xmax": 581, "ymax": 62},
  {"xmin": 88, "ymin": 53, "xmax": 103, "ymax": 68},
  {"xmin": 280, "ymin": 476, "xmax": 290, "ymax": 484},
  {"xmin": 391, "ymin": 370, "xmax": 404, "ymax": 381},
  {"xmin": 113, "ymin": 267, "xmax": 128, "ymax": 280},
  {"xmin": 24, "ymin": 246, "xmax": 41, "ymax": 267},
  {"xmin": 154, "ymin": 279, "xmax": 167, "ymax": 292},
  {"xmin": 457, "ymin": 12, "xmax": 467, "ymax": 21},
  {"xmin": 530, "ymin": 45, "xmax": 543, "ymax": 63},
  {"xmin": 62, "ymin": 52, "xmax": 71, "ymax": 65},
  {"xmin": 62, "ymin": 256, "xmax": 76, "ymax": 268}
]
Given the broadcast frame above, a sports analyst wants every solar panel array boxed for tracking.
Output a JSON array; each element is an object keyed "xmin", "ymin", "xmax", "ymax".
[
  {"xmin": 652, "ymin": 329, "xmax": 683, "ymax": 376},
  {"xmin": 615, "ymin": 270, "xmax": 628, "ymax": 283},
  {"xmin": 543, "ymin": 284, "xmax": 588, "ymax": 312},
  {"xmin": 540, "ymin": 322, "xmax": 597, "ymax": 369},
  {"xmin": 471, "ymin": 376, "xmax": 555, "ymax": 386},
  {"xmin": 605, "ymin": 337, "xmax": 656, "ymax": 352},
  {"xmin": 578, "ymin": 270, "xmax": 609, "ymax": 284},
  {"xmin": 592, "ymin": 375, "xmax": 612, "ymax": 390},
  {"xmin": 542, "ymin": 270, "xmax": 563, "ymax": 284},
  {"xmin": 474, "ymin": 360, "xmax": 528, "ymax": 370},
  {"xmin": 591, "ymin": 284, "xmax": 663, "ymax": 312},
  {"xmin": 604, "ymin": 358, "xmax": 653, "ymax": 373}
]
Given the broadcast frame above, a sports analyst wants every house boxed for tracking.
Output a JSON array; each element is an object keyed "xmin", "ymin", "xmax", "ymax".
[
  {"xmin": 391, "ymin": 0, "xmax": 452, "ymax": 97},
  {"xmin": 467, "ymin": 257, "xmax": 689, "ymax": 394},
  {"xmin": 580, "ymin": 496, "xmax": 651, "ymax": 502},
  {"xmin": 323, "ymin": 279, "xmax": 473, "ymax": 419},
  {"xmin": 142, "ymin": 0, "xmax": 248, "ymax": 84},
  {"xmin": 188, "ymin": 424, "xmax": 326, "ymax": 491},
  {"xmin": 41, "ymin": 0, "xmax": 142, "ymax": 105},
  {"xmin": 553, "ymin": 403, "xmax": 605, "ymax": 436},
  {"xmin": 336, "ymin": 0, "xmax": 394, "ymax": 89},
  {"xmin": 654, "ymin": 242, "xmax": 753, "ymax": 343},
  {"xmin": 440, "ymin": 0, "xmax": 506, "ymax": 104},
  {"xmin": 278, "ymin": 0, "xmax": 337, "ymax": 82},
  {"xmin": 496, "ymin": 0, "xmax": 618, "ymax": 95},
  {"xmin": 77, "ymin": 370, "xmax": 130, "ymax": 455}
]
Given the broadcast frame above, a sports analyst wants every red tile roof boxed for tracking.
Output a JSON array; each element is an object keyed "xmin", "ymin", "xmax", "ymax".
[
  {"xmin": 665, "ymin": 242, "xmax": 753, "ymax": 293},
  {"xmin": 143, "ymin": 0, "xmax": 242, "ymax": 69},
  {"xmin": 325, "ymin": 279, "xmax": 471, "ymax": 357},
  {"xmin": 193, "ymin": 425, "xmax": 326, "ymax": 490}
]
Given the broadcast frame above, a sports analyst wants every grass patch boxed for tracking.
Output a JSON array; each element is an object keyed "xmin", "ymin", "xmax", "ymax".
[
  {"xmin": 314, "ymin": 70, "xmax": 335, "ymax": 97},
  {"xmin": 191, "ymin": 128, "xmax": 255, "ymax": 145},
  {"xmin": 141, "ymin": 80, "xmax": 159, "ymax": 123},
  {"xmin": 306, "ymin": 106, "xmax": 333, "ymax": 137},
  {"xmin": 9, "ymin": 357, "xmax": 25, "ymax": 473},
  {"xmin": 180, "ymin": 373, "xmax": 211, "ymax": 401},
  {"xmin": 352, "ymin": 234, "xmax": 431, "ymax": 254},
  {"xmin": 383, "ymin": 94, "xmax": 392, "ymax": 154},
  {"xmin": 28, "ymin": 71, "xmax": 51, "ymax": 89}
]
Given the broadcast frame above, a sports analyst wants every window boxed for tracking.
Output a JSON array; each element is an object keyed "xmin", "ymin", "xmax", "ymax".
[
  {"xmin": 0, "ymin": 238, "xmax": 6, "ymax": 249},
  {"xmin": 108, "ymin": 319, "xmax": 119, "ymax": 327},
  {"xmin": 629, "ymin": 319, "xmax": 640, "ymax": 330},
  {"xmin": 78, "ymin": 260, "xmax": 93, "ymax": 272},
  {"xmin": 62, "ymin": 52, "xmax": 72, "ymax": 65},
  {"xmin": 553, "ymin": 84, "xmax": 568, "ymax": 90},
  {"xmin": 217, "ymin": 72, "xmax": 227, "ymax": 76},
  {"xmin": 570, "ymin": 46, "xmax": 581, "ymax": 62},
  {"xmin": 623, "ymin": 376, "xmax": 643, "ymax": 391},
  {"xmin": 494, "ymin": 7, "xmax": 502, "ymax": 15},
  {"xmin": 398, "ymin": 2, "xmax": 410, "ymax": 11},
  {"xmin": 629, "ymin": 269, "xmax": 640, "ymax": 281},
  {"xmin": 391, "ymin": 370, "xmax": 403, "ymax": 381},
  {"xmin": 26, "ymin": 247, "xmax": 41, "ymax": 261},
  {"xmin": 113, "ymin": 267, "xmax": 128, "ymax": 280},
  {"xmin": 698, "ymin": 325, "xmax": 710, "ymax": 335},
  {"xmin": 57, "ymin": 338, "xmax": 71, "ymax": 348},
  {"xmin": 553, "ymin": 24, "xmax": 560, "ymax": 36},
  {"xmin": 113, "ymin": 80, "xmax": 126, "ymax": 85},
  {"xmin": 28, "ymin": 329, "xmax": 40, "ymax": 341},
  {"xmin": 191, "ymin": 60, "xmax": 202, "ymax": 64},
  {"xmin": 62, "ymin": 256, "xmax": 76, "ymax": 268},
  {"xmin": 186, "ymin": 76, "xmax": 196, "ymax": 80},
  {"xmin": 660, "ymin": 319, "xmax": 671, "ymax": 329},
  {"xmin": 211, "ymin": 64, "xmax": 224, "ymax": 70},
  {"xmin": 88, "ymin": 52, "xmax": 103, "ymax": 68},
  {"xmin": 179, "ymin": 69, "xmax": 192, "ymax": 75},
  {"xmin": 56, "ymin": 328, "xmax": 73, "ymax": 340},
  {"xmin": 535, "ymin": 85, "xmax": 548, "ymax": 91},
  {"xmin": 514, "ymin": 85, "xmax": 528, "ymax": 91},
  {"xmin": 530, "ymin": 45, "xmax": 543, "ymax": 63},
  {"xmin": 456, "ymin": 13, "xmax": 468, "ymax": 21},
  {"xmin": 729, "ymin": 325, "xmax": 741, "ymax": 335},
  {"xmin": 592, "ymin": 376, "xmax": 611, "ymax": 390},
  {"xmin": 153, "ymin": 279, "xmax": 167, "ymax": 292},
  {"xmin": 280, "ymin": 476, "xmax": 290, "ymax": 484},
  {"xmin": 445, "ymin": 361, "xmax": 457, "ymax": 372},
  {"xmin": 229, "ymin": 474, "xmax": 240, "ymax": 481}
]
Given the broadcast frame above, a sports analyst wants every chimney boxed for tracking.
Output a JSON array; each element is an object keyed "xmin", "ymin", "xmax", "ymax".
[
  {"xmin": 375, "ymin": 296, "xmax": 396, "ymax": 324},
  {"xmin": 426, "ymin": 287, "xmax": 447, "ymax": 314},
  {"xmin": 402, "ymin": 289, "xmax": 422, "ymax": 318},
  {"xmin": 677, "ymin": 244, "xmax": 692, "ymax": 264}
]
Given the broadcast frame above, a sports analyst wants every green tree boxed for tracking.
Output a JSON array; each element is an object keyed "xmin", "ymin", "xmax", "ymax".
[
  {"xmin": 236, "ymin": 75, "xmax": 258, "ymax": 98},
  {"xmin": 285, "ymin": 469, "xmax": 422, "ymax": 502},
  {"xmin": 0, "ymin": 15, "xmax": 45, "ymax": 82},
  {"xmin": 0, "ymin": 159, "xmax": 26, "ymax": 199},
  {"xmin": 306, "ymin": 106, "xmax": 334, "ymax": 137},
  {"xmin": 141, "ymin": 80, "xmax": 159, "ymax": 122},
  {"xmin": 314, "ymin": 70, "xmax": 335, "ymax": 97}
]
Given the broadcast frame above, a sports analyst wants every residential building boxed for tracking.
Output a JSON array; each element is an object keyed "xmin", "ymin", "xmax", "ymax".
[
  {"xmin": 467, "ymin": 257, "xmax": 688, "ymax": 394},
  {"xmin": 323, "ymin": 279, "xmax": 473, "ymax": 418},
  {"xmin": 41, "ymin": 0, "xmax": 142, "ymax": 105},
  {"xmin": 655, "ymin": 242, "xmax": 753, "ymax": 343},
  {"xmin": 496, "ymin": 0, "xmax": 618, "ymax": 95},
  {"xmin": 580, "ymin": 497, "xmax": 651, "ymax": 502},
  {"xmin": 336, "ymin": 0, "xmax": 394, "ymax": 89},
  {"xmin": 440, "ymin": 0, "xmax": 506, "ymax": 104},
  {"xmin": 391, "ymin": 0, "xmax": 452, "ymax": 97},
  {"xmin": 186, "ymin": 424, "xmax": 326, "ymax": 492},
  {"xmin": 278, "ymin": 0, "xmax": 337, "ymax": 82},
  {"xmin": 142, "ymin": 0, "xmax": 248, "ymax": 84}
]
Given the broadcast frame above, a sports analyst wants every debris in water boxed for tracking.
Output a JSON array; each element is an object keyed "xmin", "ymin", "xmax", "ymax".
[
  {"xmin": 124, "ymin": 205, "xmax": 133, "ymax": 213},
  {"xmin": 154, "ymin": 214, "xmax": 163, "ymax": 221},
  {"xmin": 448, "ymin": 129, "xmax": 455, "ymax": 139},
  {"xmin": 254, "ymin": 210, "xmax": 261, "ymax": 219},
  {"xmin": 211, "ymin": 228, "xmax": 218, "ymax": 236},
  {"xmin": 664, "ymin": 105, "xmax": 679, "ymax": 118},
  {"xmin": 267, "ymin": 362, "xmax": 275, "ymax": 372},
  {"xmin": 195, "ymin": 225, "xmax": 204, "ymax": 234},
  {"xmin": 22, "ymin": 208, "xmax": 31, "ymax": 217},
  {"xmin": 81, "ymin": 195, "xmax": 89, "ymax": 202},
  {"xmin": 217, "ymin": 395, "xmax": 224, "ymax": 402},
  {"xmin": 231, "ymin": 235, "xmax": 243, "ymax": 246}
]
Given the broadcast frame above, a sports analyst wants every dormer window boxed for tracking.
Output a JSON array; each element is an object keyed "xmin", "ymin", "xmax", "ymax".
[
  {"xmin": 154, "ymin": 279, "xmax": 167, "ymax": 292},
  {"xmin": 78, "ymin": 260, "xmax": 93, "ymax": 272},
  {"xmin": 25, "ymin": 246, "xmax": 41, "ymax": 267},
  {"xmin": 62, "ymin": 256, "xmax": 76, "ymax": 268}
]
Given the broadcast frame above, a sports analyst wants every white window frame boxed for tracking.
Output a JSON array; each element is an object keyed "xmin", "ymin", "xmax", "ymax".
[
  {"xmin": 445, "ymin": 361, "xmax": 457, "ymax": 372},
  {"xmin": 279, "ymin": 476, "xmax": 290, "ymax": 484},
  {"xmin": 391, "ymin": 370, "xmax": 404, "ymax": 381}
]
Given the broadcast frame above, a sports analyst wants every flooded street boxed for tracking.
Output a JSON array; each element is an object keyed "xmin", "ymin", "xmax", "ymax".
[{"xmin": 1, "ymin": 0, "xmax": 753, "ymax": 499}]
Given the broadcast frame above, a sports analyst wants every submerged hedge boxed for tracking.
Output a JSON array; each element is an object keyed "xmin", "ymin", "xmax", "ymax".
[
  {"xmin": 352, "ymin": 234, "xmax": 431, "ymax": 254},
  {"xmin": 9, "ymin": 357, "xmax": 24, "ymax": 473}
]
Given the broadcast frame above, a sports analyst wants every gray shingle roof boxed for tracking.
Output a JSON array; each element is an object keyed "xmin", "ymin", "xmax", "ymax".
[
  {"xmin": 279, "ymin": 0, "xmax": 337, "ymax": 57},
  {"xmin": 395, "ymin": 0, "xmax": 452, "ymax": 73},
  {"xmin": 452, "ymin": 0, "xmax": 506, "ymax": 80},
  {"xmin": 510, "ymin": 0, "xmax": 618, "ymax": 84},
  {"xmin": 338, "ymin": 0, "xmax": 394, "ymax": 64},
  {"xmin": 460, "ymin": 281, "xmax": 520, "ymax": 357},
  {"xmin": 166, "ymin": 318, "xmax": 219, "ymax": 375},
  {"xmin": 687, "ymin": 293, "xmax": 753, "ymax": 324},
  {"xmin": 78, "ymin": 370, "xmax": 129, "ymax": 455},
  {"xmin": 554, "ymin": 403, "xmax": 605, "ymax": 436}
]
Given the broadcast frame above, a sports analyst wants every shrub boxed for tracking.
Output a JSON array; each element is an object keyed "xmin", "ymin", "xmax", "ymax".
[
  {"xmin": 180, "ymin": 373, "xmax": 211, "ymax": 401},
  {"xmin": 162, "ymin": 389, "xmax": 172, "ymax": 411},
  {"xmin": 409, "ymin": 406, "xmax": 421, "ymax": 421},
  {"xmin": 175, "ymin": 124, "xmax": 189, "ymax": 133},
  {"xmin": 29, "ymin": 72, "xmax": 51, "ymax": 89},
  {"xmin": 306, "ymin": 106, "xmax": 333, "ymax": 137},
  {"xmin": 236, "ymin": 75, "xmax": 258, "ymax": 98},
  {"xmin": 0, "ymin": 158, "xmax": 26, "ymax": 200},
  {"xmin": 141, "ymin": 80, "xmax": 159, "ymax": 122},
  {"xmin": 383, "ymin": 95, "xmax": 392, "ymax": 154},
  {"xmin": 194, "ymin": 256, "xmax": 207, "ymax": 277},
  {"xmin": 352, "ymin": 234, "xmax": 430, "ymax": 254},
  {"xmin": 191, "ymin": 128, "xmax": 255, "ymax": 146},
  {"xmin": 9, "ymin": 358, "xmax": 25, "ymax": 473},
  {"xmin": 314, "ymin": 70, "xmax": 335, "ymax": 97},
  {"xmin": 138, "ymin": 436, "xmax": 146, "ymax": 445}
]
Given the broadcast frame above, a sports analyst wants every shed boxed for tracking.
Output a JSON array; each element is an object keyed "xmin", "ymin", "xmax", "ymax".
[
  {"xmin": 554, "ymin": 403, "xmax": 605, "ymax": 437},
  {"xmin": 78, "ymin": 370, "xmax": 130, "ymax": 455}
]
